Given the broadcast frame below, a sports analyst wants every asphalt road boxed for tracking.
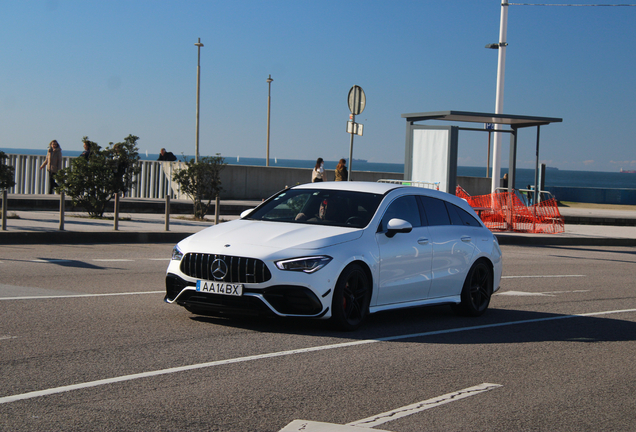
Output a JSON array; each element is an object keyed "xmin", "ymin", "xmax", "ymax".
[{"xmin": 1, "ymin": 243, "xmax": 635, "ymax": 431}]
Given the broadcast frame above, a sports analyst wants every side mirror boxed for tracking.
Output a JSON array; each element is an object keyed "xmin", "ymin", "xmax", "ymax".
[
  {"xmin": 386, "ymin": 218, "xmax": 412, "ymax": 238},
  {"xmin": 240, "ymin": 208, "xmax": 255, "ymax": 219}
]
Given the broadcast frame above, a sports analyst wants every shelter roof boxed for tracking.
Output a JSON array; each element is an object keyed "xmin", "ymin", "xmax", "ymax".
[{"xmin": 401, "ymin": 110, "xmax": 562, "ymax": 128}]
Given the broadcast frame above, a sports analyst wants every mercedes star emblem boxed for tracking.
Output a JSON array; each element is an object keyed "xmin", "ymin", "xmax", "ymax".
[{"xmin": 210, "ymin": 258, "xmax": 228, "ymax": 280}]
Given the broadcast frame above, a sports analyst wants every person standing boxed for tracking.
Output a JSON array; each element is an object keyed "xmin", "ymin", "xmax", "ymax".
[
  {"xmin": 80, "ymin": 141, "xmax": 92, "ymax": 160},
  {"xmin": 312, "ymin": 157, "xmax": 326, "ymax": 182},
  {"xmin": 40, "ymin": 140, "xmax": 62, "ymax": 194},
  {"xmin": 158, "ymin": 148, "xmax": 177, "ymax": 161},
  {"xmin": 335, "ymin": 158, "xmax": 348, "ymax": 181}
]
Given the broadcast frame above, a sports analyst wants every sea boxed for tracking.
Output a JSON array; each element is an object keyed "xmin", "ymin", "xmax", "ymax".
[{"xmin": 3, "ymin": 147, "xmax": 636, "ymax": 191}]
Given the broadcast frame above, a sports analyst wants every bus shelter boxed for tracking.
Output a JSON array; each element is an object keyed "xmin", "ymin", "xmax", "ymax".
[{"xmin": 401, "ymin": 110, "xmax": 562, "ymax": 203}]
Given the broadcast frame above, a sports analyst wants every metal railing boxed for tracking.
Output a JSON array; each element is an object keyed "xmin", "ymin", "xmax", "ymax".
[
  {"xmin": 495, "ymin": 187, "xmax": 554, "ymax": 206},
  {"xmin": 377, "ymin": 179, "xmax": 440, "ymax": 190},
  {"xmin": 4, "ymin": 154, "xmax": 185, "ymax": 199}
]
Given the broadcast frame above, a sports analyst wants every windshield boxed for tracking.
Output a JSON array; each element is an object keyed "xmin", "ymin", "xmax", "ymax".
[{"xmin": 245, "ymin": 189, "xmax": 384, "ymax": 228}]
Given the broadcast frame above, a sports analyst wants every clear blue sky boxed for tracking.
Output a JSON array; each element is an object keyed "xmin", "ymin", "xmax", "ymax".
[{"xmin": 1, "ymin": 0, "xmax": 634, "ymax": 172}]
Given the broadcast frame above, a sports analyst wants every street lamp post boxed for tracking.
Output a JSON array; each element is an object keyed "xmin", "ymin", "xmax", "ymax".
[
  {"xmin": 266, "ymin": 74, "xmax": 273, "ymax": 167},
  {"xmin": 487, "ymin": 0, "xmax": 509, "ymax": 194},
  {"xmin": 194, "ymin": 38, "xmax": 204, "ymax": 163}
]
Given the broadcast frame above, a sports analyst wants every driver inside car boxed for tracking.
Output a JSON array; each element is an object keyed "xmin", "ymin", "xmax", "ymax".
[{"xmin": 295, "ymin": 198, "xmax": 340, "ymax": 223}]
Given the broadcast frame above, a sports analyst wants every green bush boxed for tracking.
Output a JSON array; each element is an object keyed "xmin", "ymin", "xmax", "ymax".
[
  {"xmin": 0, "ymin": 151, "xmax": 16, "ymax": 190},
  {"xmin": 172, "ymin": 154, "xmax": 226, "ymax": 220},
  {"xmin": 56, "ymin": 135, "xmax": 141, "ymax": 217}
]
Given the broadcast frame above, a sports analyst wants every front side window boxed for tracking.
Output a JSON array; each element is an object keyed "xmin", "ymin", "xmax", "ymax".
[
  {"xmin": 245, "ymin": 189, "xmax": 383, "ymax": 228},
  {"xmin": 379, "ymin": 195, "xmax": 422, "ymax": 232}
]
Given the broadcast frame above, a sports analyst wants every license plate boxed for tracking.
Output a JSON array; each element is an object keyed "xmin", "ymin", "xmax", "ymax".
[{"xmin": 196, "ymin": 280, "xmax": 243, "ymax": 296}]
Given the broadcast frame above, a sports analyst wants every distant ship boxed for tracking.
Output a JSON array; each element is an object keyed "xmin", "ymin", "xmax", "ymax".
[
  {"xmin": 352, "ymin": 158, "xmax": 368, "ymax": 163},
  {"xmin": 545, "ymin": 166, "xmax": 558, "ymax": 171},
  {"xmin": 620, "ymin": 168, "xmax": 636, "ymax": 173}
]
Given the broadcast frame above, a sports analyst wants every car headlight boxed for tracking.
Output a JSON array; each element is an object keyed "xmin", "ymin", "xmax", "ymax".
[
  {"xmin": 171, "ymin": 245, "xmax": 184, "ymax": 261},
  {"xmin": 275, "ymin": 256, "xmax": 332, "ymax": 274}
]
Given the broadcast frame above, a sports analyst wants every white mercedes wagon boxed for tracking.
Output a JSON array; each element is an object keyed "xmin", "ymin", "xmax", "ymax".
[{"xmin": 165, "ymin": 181, "xmax": 502, "ymax": 330}]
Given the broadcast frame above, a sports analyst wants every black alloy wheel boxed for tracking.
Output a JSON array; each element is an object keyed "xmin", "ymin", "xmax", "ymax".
[
  {"xmin": 452, "ymin": 260, "xmax": 493, "ymax": 317},
  {"xmin": 331, "ymin": 264, "xmax": 371, "ymax": 331}
]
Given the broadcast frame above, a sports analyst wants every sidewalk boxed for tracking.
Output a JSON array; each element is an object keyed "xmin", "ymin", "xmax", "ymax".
[
  {"xmin": 494, "ymin": 205, "xmax": 636, "ymax": 246},
  {"xmin": 0, "ymin": 195, "xmax": 259, "ymax": 245},
  {"xmin": 1, "ymin": 196, "xmax": 636, "ymax": 246}
]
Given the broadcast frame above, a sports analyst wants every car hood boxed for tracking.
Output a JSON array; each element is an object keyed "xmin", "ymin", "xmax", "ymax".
[{"xmin": 179, "ymin": 219, "xmax": 364, "ymax": 255}]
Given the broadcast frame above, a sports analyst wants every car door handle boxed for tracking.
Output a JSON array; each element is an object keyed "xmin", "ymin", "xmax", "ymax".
[
  {"xmin": 417, "ymin": 238, "xmax": 429, "ymax": 245},
  {"xmin": 461, "ymin": 236, "xmax": 472, "ymax": 242}
]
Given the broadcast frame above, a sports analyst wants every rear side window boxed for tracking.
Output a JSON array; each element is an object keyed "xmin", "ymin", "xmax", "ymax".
[
  {"xmin": 447, "ymin": 203, "xmax": 482, "ymax": 227},
  {"xmin": 445, "ymin": 202, "xmax": 465, "ymax": 226},
  {"xmin": 379, "ymin": 195, "xmax": 422, "ymax": 232},
  {"xmin": 419, "ymin": 196, "xmax": 450, "ymax": 226}
]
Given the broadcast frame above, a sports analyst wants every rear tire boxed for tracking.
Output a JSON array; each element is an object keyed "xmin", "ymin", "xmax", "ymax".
[
  {"xmin": 331, "ymin": 264, "xmax": 371, "ymax": 331},
  {"xmin": 452, "ymin": 260, "xmax": 492, "ymax": 317}
]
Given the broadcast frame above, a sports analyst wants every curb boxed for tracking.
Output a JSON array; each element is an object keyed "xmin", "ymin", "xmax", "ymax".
[
  {"xmin": 563, "ymin": 216, "xmax": 636, "ymax": 227},
  {"xmin": 495, "ymin": 234, "xmax": 636, "ymax": 247}
]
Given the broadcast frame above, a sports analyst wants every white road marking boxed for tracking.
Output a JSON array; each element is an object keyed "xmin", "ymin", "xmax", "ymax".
[
  {"xmin": 30, "ymin": 259, "xmax": 73, "ymax": 263},
  {"xmin": 6, "ymin": 259, "xmax": 166, "ymax": 264},
  {"xmin": 0, "ymin": 335, "xmax": 17, "ymax": 341},
  {"xmin": 498, "ymin": 289, "xmax": 591, "ymax": 297},
  {"xmin": 1, "ymin": 307, "xmax": 635, "ymax": 406},
  {"xmin": 280, "ymin": 419, "xmax": 386, "ymax": 431},
  {"xmin": 92, "ymin": 259, "xmax": 135, "ymax": 262},
  {"xmin": 347, "ymin": 383, "xmax": 503, "ymax": 428},
  {"xmin": 502, "ymin": 275, "xmax": 585, "ymax": 279},
  {"xmin": 498, "ymin": 291, "xmax": 553, "ymax": 297},
  {"xmin": 0, "ymin": 291, "xmax": 164, "ymax": 301}
]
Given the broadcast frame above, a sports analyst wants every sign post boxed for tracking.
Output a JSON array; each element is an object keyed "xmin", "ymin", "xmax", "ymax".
[{"xmin": 346, "ymin": 85, "xmax": 365, "ymax": 181}]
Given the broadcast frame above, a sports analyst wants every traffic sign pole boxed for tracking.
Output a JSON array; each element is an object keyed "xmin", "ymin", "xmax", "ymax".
[
  {"xmin": 346, "ymin": 85, "xmax": 366, "ymax": 182},
  {"xmin": 348, "ymin": 114, "xmax": 355, "ymax": 181}
]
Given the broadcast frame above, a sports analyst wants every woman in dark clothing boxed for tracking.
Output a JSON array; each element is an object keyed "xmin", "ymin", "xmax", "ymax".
[{"xmin": 335, "ymin": 158, "xmax": 348, "ymax": 181}]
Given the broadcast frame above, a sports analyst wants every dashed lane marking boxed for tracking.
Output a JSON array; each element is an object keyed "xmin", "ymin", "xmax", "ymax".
[{"xmin": 1, "ymin": 307, "xmax": 635, "ymax": 406}]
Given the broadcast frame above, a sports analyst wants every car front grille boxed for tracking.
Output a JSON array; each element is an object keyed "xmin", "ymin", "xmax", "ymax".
[{"xmin": 180, "ymin": 253, "xmax": 272, "ymax": 284}]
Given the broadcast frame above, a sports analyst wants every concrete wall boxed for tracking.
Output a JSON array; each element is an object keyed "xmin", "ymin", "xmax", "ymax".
[
  {"xmin": 455, "ymin": 176, "xmax": 493, "ymax": 196},
  {"xmin": 218, "ymin": 165, "xmax": 496, "ymax": 200},
  {"xmin": 546, "ymin": 186, "xmax": 636, "ymax": 205},
  {"xmin": 220, "ymin": 165, "xmax": 405, "ymax": 200}
]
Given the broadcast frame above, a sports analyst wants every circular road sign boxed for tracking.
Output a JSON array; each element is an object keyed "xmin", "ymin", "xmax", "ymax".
[{"xmin": 348, "ymin": 85, "xmax": 366, "ymax": 115}]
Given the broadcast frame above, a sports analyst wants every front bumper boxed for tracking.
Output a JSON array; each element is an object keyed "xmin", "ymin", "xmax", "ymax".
[{"xmin": 165, "ymin": 273, "xmax": 327, "ymax": 318}]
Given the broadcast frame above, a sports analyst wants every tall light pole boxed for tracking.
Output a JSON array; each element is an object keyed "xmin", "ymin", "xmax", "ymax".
[
  {"xmin": 194, "ymin": 38, "xmax": 204, "ymax": 163},
  {"xmin": 266, "ymin": 74, "xmax": 273, "ymax": 167},
  {"xmin": 488, "ymin": 0, "xmax": 509, "ymax": 193}
]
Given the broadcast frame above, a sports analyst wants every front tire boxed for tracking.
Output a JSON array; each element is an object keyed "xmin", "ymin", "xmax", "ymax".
[
  {"xmin": 452, "ymin": 260, "xmax": 493, "ymax": 317},
  {"xmin": 331, "ymin": 264, "xmax": 371, "ymax": 331}
]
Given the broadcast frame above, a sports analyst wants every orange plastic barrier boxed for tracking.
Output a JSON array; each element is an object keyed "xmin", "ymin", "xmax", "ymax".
[{"xmin": 456, "ymin": 186, "xmax": 564, "ymax": 234}]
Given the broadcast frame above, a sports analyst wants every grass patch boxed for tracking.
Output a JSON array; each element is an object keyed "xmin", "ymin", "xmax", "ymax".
[
  {"xmin": 172, "ymin": 215, "xmax": 228, "ymax": 223},
  {"xmin": 68, "ymin": 214, "xmax": 132, "ymax": 221}
]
